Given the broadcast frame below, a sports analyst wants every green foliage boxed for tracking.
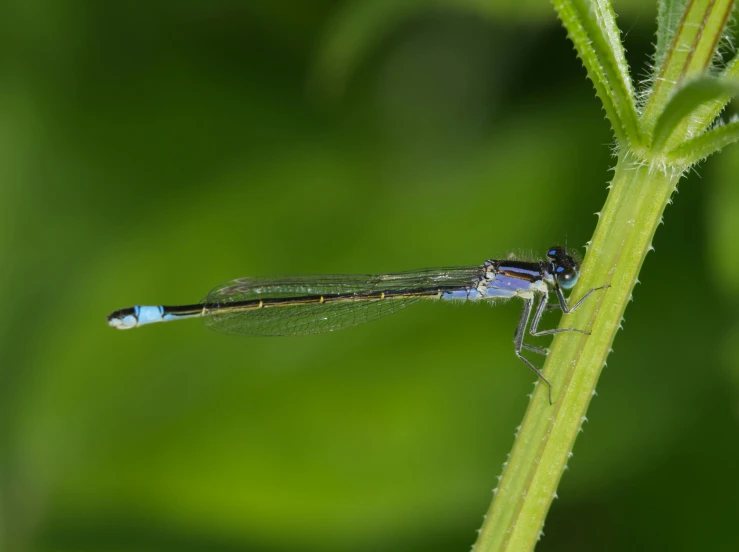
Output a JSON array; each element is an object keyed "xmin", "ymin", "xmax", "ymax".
[
  {"xmin": 3, "ymin": 2, "xmax": 739, "ymax": 552},
  {"xmin": 474, "ymin": 0, "xmax": 739, "ymax": 551},
  {"xmin": 552, "ymin": 0, "xmax": 641, "ymax": 146},
  {"xmin": 651, "ymin": 77, "xmax": 739, "ymax": 154},
  {"xmin": 642, "ymin": 0, "xmax": 736, "ymax": 131},
  {"xmin": 654, "ymin": 0, "xmax": 691, "ymax": 70},
  {"xmin": 668, "ymin": 119, "xmax": 739, "ymax": 164}
]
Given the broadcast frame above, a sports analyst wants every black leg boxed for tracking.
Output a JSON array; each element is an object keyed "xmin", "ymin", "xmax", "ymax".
[
  {"xmin": 510, "ymin": 285, "xmax": 610, "ymax": 404},
  {"xmin": 554, "ymin": 284, "xmax": 610, "ymax": 314},
  {"xmin": 514, "ymin": 297, "xmax": 553, "ymax": 404},
  {"xmin": 522, "ymin": 343, "xmax": 548, "ymax": 355},
  {"xmin": 529, "ymin": 289, "xmax": 550, "ymax": 333},
  {"xmin": 530, "ymin": 283, "xmax": 610, "ymax": 337},
  {"xmin": 529, "ymin": 289, "xmax": 590, "ymax": 337}
]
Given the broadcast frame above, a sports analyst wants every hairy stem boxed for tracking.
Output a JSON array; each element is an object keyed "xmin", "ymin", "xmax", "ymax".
[{"xmin": 473, "ymin": 152, "xmax": 680, "ymax": 551}]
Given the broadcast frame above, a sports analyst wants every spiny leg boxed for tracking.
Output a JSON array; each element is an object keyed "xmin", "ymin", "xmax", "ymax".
[
  {"xmin": 522, "ymin": 343, "xmax": 548, "ymax": 355},
  {"xmin": 513, "ymin": 296, "xmax": 553, "ymax": 404},
  {"xmin": 530, "ymin": 288, "xmax": 591, "ymax": 337},
  {"xmin": 553, "ymin": 284, "xmax": 610, "ymax": 314},
  {"xmin": 514, "ymin": 285, "xmax": 610, "ymax": 403}
]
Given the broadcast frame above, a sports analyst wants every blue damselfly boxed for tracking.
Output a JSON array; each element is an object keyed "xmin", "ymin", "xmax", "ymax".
[{"xmin": 108, "ymin": 246, "xmax": 608, "ymax": 401}]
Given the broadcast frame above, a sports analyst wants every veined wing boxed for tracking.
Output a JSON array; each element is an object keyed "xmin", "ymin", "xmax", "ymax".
[{"xmin": 202, "ymin": 266, "xmax": 484, "ymax": 336}]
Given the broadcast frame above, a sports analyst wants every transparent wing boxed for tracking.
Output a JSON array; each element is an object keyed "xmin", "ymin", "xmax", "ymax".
[{"xmin": 202, "ymin": 266, "xmax": 484, "ymax": 336}]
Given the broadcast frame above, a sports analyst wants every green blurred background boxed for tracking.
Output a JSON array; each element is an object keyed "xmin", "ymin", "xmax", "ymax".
[{"xmin": 2, "ymin": 1, "xmax": 739, "ymax": 551}]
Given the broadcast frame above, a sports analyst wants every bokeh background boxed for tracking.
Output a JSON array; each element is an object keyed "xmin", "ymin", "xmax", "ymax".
[{"xmin": 2, "ymin": 1, "xmax": 739, "ymax": 551}]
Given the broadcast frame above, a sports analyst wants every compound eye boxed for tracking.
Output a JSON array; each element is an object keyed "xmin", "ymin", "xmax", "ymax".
[{"xmin": 556, "ymin": 266, "xmax": 579, "ymax": 289}]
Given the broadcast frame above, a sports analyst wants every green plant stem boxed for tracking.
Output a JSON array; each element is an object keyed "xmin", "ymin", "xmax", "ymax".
[
  {"xmin": 473, "ymin": 152, "xmax": 680, "ymax": 552},
  {"xmin": 668, "ymin": 120, "xmax": 739, "ymax": 165}
]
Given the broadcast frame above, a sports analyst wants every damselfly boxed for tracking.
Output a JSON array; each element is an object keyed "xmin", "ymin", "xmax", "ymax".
[{"xmin": 107, "ymin": 246, "xmax": 608, "ymax": 401}]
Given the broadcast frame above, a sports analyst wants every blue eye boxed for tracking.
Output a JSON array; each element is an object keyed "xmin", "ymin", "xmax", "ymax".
[{"xmin": 559, "ymin": 272, "xmax": 579, "ymax": 289}]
